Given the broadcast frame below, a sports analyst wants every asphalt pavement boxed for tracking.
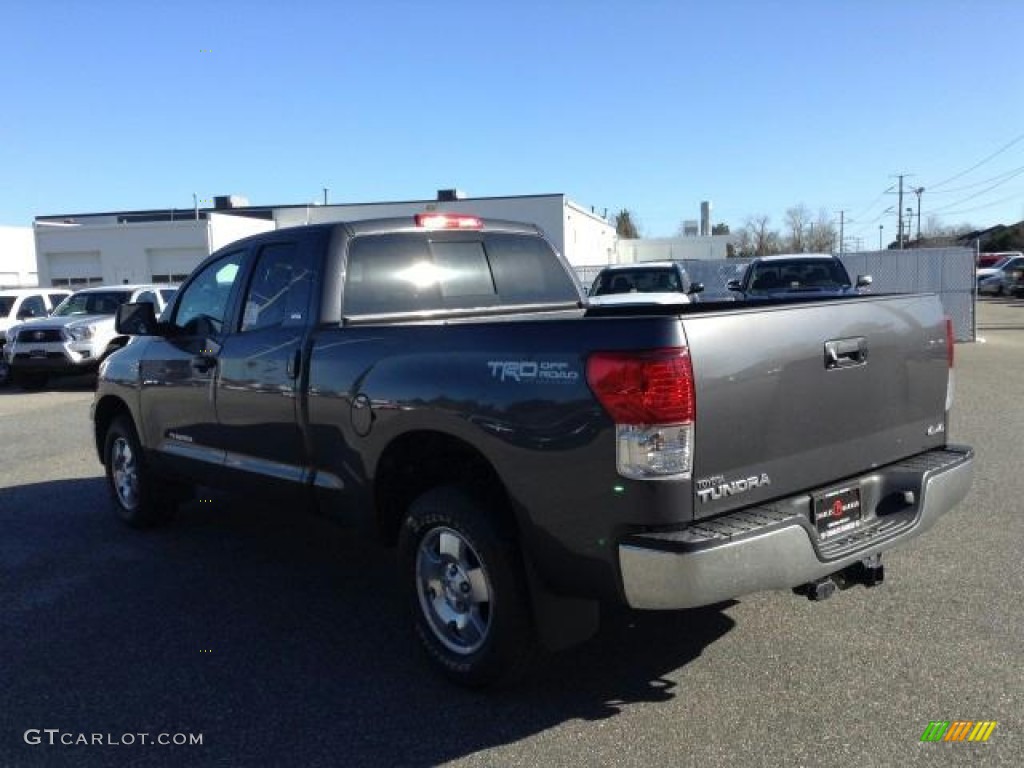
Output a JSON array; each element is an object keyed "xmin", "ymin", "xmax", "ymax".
[{"xmin": 1, "ymin": 299, "xmax": 1021, "ymax": 768}]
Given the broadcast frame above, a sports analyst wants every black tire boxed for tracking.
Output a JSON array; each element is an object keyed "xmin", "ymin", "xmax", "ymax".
[
  {"xmin": 398, "ymin": 485, "xmax": 538, "ymax": 688},
  {"xmin": 14, "ymin": 372, "xmax": 47, "ymax": 391},
  {"xmin": 103, "ymin": 414, "xmax": 178, "ymax": 528}
]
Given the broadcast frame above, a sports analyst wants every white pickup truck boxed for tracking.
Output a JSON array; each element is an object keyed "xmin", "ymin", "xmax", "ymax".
[
  {"xmin": 0, "ymin": 288, "xmax": 74, "ymax": 385},
  {"xmin": 4, "ymin": 284, "xmax": 175, "ymax": 389}
]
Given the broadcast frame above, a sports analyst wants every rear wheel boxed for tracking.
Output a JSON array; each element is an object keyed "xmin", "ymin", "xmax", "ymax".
[
  {"xmin": 398, "ymin": 486, "xmax": 538, "ymax": 688},
  {"xmin": 103, "ymin": 415, "xmax": 179, "ymax": 527}
]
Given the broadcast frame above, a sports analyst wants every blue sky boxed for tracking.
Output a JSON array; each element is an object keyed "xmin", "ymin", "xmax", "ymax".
[{"xmin": 3, "ymin": 0, "xmax": 1023, "ymax": 243}]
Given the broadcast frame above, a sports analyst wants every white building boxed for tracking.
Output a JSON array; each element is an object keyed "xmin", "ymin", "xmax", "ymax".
[
  {"xmin": 0, "ymin": 226, "xmax": 38, "ymax": 287},
  {"xmin": 34, "ymin": 211, "xmax": 274, "ymax": 287},
  {"xmin": 614, "ymin": 235, "xmax": 736, "ymax": 263},
  {"xmin": 33, "ymin": 192, "xmax": 616, "ymax": 287},
  {"xmin": 273, "ymin": 192, "xmax": 615, "ymax": 266}
]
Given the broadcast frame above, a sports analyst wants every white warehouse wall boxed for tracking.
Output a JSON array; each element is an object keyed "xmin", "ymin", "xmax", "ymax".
[
  {"xmin": 209, "ymin": 212, "xmax": 274, "ymax": 252},
  {"xmin": 0, "ymin": 226, "xmax": 38, "ymax": 287},
  {"xmin": 615, "ymin": 236, "xmax": 735, "ymax": 263},
  {"xmin": 563, "ymin": 201, "xmax": 616, "ymax": 267},
  {"xmin": 274, "ymin": 194, "xmax": 611, "ymax": 266},
  {"xmin": 34, "ymin": 216, "xmax": 271, "ymax": 286}
]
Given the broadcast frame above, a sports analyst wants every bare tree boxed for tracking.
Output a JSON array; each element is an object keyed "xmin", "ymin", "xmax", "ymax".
[
  {"xmin": 784, "ymin": 205, "xmax": 811, "ymax": 252},
  {"xmin": 807, "ymin": 208, "xmax": 837, "ymax": 252},
  {"xmin": 742, "ymin": 215, "xmax": 781, "ymax": 256}
]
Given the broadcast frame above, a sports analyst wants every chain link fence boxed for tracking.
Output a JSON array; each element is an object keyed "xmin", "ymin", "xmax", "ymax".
[{"xmin": 574, "ymin": 247, "xmax": 976, "ymax": 341}]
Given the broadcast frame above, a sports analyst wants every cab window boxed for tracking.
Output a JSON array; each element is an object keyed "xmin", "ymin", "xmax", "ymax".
[
  {"xmin": 173, "ymin": 251, "xmax": 245, "ymax": 337},
  {"xmin": 18, "ymin": 295, "xmax": 46, "ymax": 319},
  {"xmin": 240, "ymin": 243, "xmax": 314, "ymax": 332}
]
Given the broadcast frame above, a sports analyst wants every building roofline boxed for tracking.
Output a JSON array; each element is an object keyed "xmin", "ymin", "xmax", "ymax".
[{"xmin": 34, "ymin": 192, "xmax": 573, "ymax": 223}]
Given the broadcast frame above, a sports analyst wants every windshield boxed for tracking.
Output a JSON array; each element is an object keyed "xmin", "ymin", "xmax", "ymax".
[
  {"xmin": 591, "ymin": 267, "xmax": 683, "ymax": 296},
  {"xmin": 52, "ymin": 291, "xmax": 134, "ymax": 317},
  {"xmin": 747, "ymin": 259, "xmax": 850, "ymax": 291},
  {"xmin": 0, "ymin": 297, "xmax": 14, "ymax": 316}
]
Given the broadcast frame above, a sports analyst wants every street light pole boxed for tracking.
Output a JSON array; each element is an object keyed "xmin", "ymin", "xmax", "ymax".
[{"xmin": 879, "ymin": 224, "xmax": 884, "ymax": 250}]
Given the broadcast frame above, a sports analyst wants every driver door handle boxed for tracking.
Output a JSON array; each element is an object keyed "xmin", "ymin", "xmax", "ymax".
[{"xmin": 286, "ymin": 348, "xmax": 301, "ymax": 380}]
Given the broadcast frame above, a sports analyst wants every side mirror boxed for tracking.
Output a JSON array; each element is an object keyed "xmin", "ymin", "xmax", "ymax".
[
  {"xmin": 116, "ymin": 302, "xmax": 159, "ymax": 336},
  {"xmin": 726, "ymin": 279, "xmax": 742, "ymax": 291},
  {"xmin": 688, "ymin": 282, "xmax": 705, "ymax": 294},
  {"xmin": 856, "ymin": 274, "xmax": 873, "ymax": 288}
]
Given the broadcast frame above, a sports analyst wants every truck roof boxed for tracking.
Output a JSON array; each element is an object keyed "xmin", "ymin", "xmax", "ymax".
[
  {"xmin": 753, "ymin": 253, "xmax": 837, "ymax": 262},
  {"xmin": 597, "ymin": 261, "xmax": 680, "ymax": 271}
]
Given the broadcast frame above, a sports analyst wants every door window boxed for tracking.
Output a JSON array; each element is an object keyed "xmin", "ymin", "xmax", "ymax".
[
  {"xmin": 173, "ymin": 251, "xmax": 245, "ymax": 337},
  {"xmin": 240, "ymin": 243, "xmax": 314, "ymax": 332},
  {"xmin": 18, "ymin": 295, "xmax": 46, "ymax": 319}
]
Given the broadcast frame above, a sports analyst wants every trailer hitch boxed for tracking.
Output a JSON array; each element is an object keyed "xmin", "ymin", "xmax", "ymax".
[{"xmin": 795, "ymin": 555, "xmax": 885, "ymax": 601}]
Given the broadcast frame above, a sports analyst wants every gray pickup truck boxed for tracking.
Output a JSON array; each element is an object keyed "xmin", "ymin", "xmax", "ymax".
[{"xmin": 92, "ymin": 213, "xmax": 974, "ymax": 687}]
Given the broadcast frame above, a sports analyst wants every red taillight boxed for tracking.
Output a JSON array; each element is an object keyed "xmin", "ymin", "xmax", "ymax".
[
  {"xmin": 586, "ymin": 348, "xmax": 695, "ymax": 424},
  {"xmin": 414, "ymin": 213, "xmax": 483, "ymax": 230},
  {"xmin": 945, "ymin": 317, "xmax": 954, "ymax": 367}
]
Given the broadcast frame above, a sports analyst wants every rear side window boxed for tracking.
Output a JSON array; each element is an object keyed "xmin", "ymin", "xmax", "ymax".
[
  {"xmin": 240, "ymin": 242, "xmax": 314, "ymax": 332},
  {"xmin": 343, "ymin": 233, "xmax": 577, "ymax": 316}
]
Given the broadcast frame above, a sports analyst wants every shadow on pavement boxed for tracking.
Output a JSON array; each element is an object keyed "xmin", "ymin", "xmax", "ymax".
[
  {"xmin": 1, "ymin": 478, "xmax": 735, "ymax": 767},
  {"xmin": 0, "ymin": 374, "xmax": 97, "ymax": 396}
]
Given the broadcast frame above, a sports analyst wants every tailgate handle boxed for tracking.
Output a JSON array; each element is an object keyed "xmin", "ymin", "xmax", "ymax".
[{"xmin": 824, "ymin": 337, "xmax": 867, "ymax": 370}]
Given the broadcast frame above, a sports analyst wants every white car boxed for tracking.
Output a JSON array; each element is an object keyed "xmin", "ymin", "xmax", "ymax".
[
  {"xmin": 976, "ymin": 253, "xmax": 1024, "ymax": 283},
  {"xmin": 0, "ymin": 288, "xmax": 71, "ymax": 349},
  {"xmin": 978, "ymin": 261, "xmax": 1024, "ymax": 296},
  {"xmin": 4, "ymin": 284, "xmax": 175, "ymax": 389},
  {"xmin": 0, "ymin": 288, "xmax": 72, "ymax": 384},
  {"xmin": 587, "ymin": 262, "xmax": 704, "ymax": 306}
]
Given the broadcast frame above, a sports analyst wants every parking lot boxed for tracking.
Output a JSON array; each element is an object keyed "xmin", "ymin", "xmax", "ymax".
[{"xmin": 1, "ymin": 298, "xmax": 1021, "ymax": 768}]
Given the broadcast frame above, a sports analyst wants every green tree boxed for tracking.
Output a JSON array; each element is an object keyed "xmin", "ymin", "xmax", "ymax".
[
  {"xmin": 615, "ymin": 209, "xmax": 640, "ymax": 239},
  {"xmin": 712, "ymin": 223, "xmax": 730, "ymax": 235}
]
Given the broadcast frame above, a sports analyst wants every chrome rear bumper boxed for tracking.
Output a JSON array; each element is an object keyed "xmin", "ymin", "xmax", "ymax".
[{"xmin": 619, "ymin": 447, "xmax": 974, "ymax": 610}]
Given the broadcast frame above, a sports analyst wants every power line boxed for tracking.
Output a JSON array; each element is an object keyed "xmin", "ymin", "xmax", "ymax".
[
  {"xmin": 927, "ymin": 131, "xmax": 1024, "ymax": 190},
  {"xmin": 925, "ymin": 163, "xmax": 1024, "ymax": 195},
  {"xmin": 935, "ymin": 190, "xmax": 1024, "ymax": 217},
  {"xmin": 928, "ymin": 166, "xmax": 1024, "ymax": 214},
  {"xmin": 849, "ymin": 189, "xmax": 888, "ymax": 222}
]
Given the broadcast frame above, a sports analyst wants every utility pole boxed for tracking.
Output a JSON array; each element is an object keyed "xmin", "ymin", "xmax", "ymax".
[
  {"xmin": 879, "ymin": 224, "xmax": 884, "ymax": 250},
  {"xmin": 888, "ymin": 174, "xmax": 912, "ymax": 250},
  {"xmin": 897, "ymin": 175, "xmax": 905, "ymax": 249},
  {"xmin": 914, "ymin": 187, "xmax": 924, "ymax": 240},
  {"xmin": 837, "ymin": 210, "xmax": 846, "ymax": 255}
]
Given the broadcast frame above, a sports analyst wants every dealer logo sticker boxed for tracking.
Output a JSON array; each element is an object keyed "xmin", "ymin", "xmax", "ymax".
[{"xmin": 920, "ymin": 720, "xmax": 997, "ymax": 742}]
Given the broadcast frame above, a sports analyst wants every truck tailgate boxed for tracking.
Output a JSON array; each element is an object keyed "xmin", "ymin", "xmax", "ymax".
[{"xmin": 681, "ymin": 294, "xmax": 949, "ymax": 520}]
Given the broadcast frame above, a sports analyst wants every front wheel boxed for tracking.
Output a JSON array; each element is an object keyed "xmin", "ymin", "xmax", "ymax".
[
  {"xmin": 103, "ymin": 415, "xmax": 177, "ymax": 528},
  {"xmin": 398, "ymin": 486, "xmax": 538, "ymax": 688}
]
